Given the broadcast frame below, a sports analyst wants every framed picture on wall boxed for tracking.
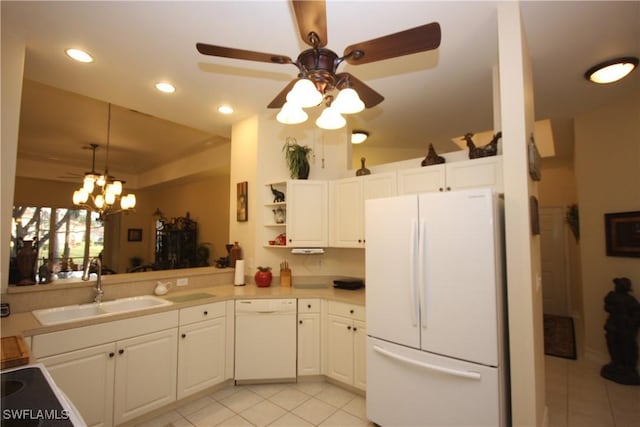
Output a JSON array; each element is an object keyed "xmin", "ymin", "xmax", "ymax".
[
  {"xmin": 237, "ymin": 181, "xmax": 248, "ymax": 222},
  {"xmin": 605, "ymin": 211, "xmax": 640, "ymax": 257},
  {"xmin": 127, "ymin": 228, "xmax": 142, "ymax": 242},
  {"xmin": 530, "ymin": 196, "xmax": 540, "ymax": 235}
]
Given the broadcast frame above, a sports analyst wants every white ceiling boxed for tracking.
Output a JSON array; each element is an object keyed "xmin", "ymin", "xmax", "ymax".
[{"xmin": 3, "ymin": 1, "xmax": 639, "ymax": 184}]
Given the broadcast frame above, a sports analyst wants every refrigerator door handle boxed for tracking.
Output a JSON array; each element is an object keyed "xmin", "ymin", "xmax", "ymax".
[
  {"xmin": 408, "ymin": 219, "xmax": 419, "ymax": 327},
  {"xmin": 418, "ymin": 219, "xmax": 427, "ymax": 328},
  {"xmin": 373, "ymin": 345, "xmax": 482, "ymax": 380}
]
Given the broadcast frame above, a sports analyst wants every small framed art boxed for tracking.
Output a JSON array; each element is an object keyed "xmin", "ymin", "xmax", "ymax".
[
  {"xmin": 605, "ymin": 211, "xmax": 640, "ymax": 257},
  {"xmin": 127, "ymin": 228, "xmax": 142, "ymax": 242},
  {"xmin": 237, "ymin": 181, "xmax": 248, "ymax": 222}
]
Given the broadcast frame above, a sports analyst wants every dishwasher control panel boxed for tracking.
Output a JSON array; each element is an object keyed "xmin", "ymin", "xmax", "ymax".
[{"xmin": 235, "ymin": 298, "xmax": 296, "ymax": 313}]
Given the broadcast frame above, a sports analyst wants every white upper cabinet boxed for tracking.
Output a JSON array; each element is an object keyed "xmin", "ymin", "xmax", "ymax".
[
  {"xmin": 264, "ymin": 180, "xmax": 328, "ymax": 247},
  {"xmin": 330, "ymin": 172, "xmax": 396, "ymax": 248},
  {"xmin": 397, "ymin": 156, "xmax": 503, "ymax": 195}
]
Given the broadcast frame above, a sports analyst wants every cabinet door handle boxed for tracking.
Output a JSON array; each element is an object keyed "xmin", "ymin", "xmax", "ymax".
[
  {"xmin": 118, "ymin": 349, "xmax": 124, "ymax": 355},
  {"xmin": 109, "ymin": 352, "xmax": 115, "ymax": 358},
  {"xmin": 299, "ymin": 320, "xmax": 303, "ymax": 324},
  {"xmin": 307, "ymin": 304, "xmax": 311, "ymax": 309},
  {"xmin": 446, "ymin": 186, "xmax": 451, "ymax": 191},
  {"xmin": 347, "ymin": 325, "xmax": 352, "ymax": 330},
  {"xmin": 203, "ymin": 311, "xmax": 208, "ymax": 316},
  {"xmin": 353, "ymin": 327, "xmax": 358, "ymax": 332},
  {"xmin": 181, "ymin": 333, "xmax": 187, "ymax": 338},
  {"xmin": 439, "ymin": 187, "xmax": 444, "ymax": 192},
  {"xmin": 349, "ymin": 309, "xmax": 354, "ymax": 314}
]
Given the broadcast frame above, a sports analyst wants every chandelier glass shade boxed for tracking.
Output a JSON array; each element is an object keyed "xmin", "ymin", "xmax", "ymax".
[
  {"xmin": 72, "ymin": 104, "xmax": 136, "ymax": 220},
  {"xmin": 276, "ymin": 77, "xmax": 365, "ymax": 130}
]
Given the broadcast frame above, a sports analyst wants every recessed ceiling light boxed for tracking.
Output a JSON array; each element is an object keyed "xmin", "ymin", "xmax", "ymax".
[
  {"xmin": 65, "ymin": 48, "xmax": 93, "ymax": 63},
  {"xmin": 351, "ymin": 130, "xmax": 369, "ymax": 144},
  {"xmin": 218, "ymin": 105, "xmax": 234, "ymax": 115},
  {"xmin": 155, "ymin": 82, "xmax": 176, "ymax": 93},
  {"xmin": 585, "ymin": 57, "xmax": 638, "ymax": 84}
]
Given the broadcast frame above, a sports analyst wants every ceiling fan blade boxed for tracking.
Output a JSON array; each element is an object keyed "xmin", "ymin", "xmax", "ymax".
[
  {"xmin": 343, "ymin": 22, "xmax": 441, "ymax": 65},
  {"xmin": 292, "ymin": 0, "xmax": 328, "ymax": 47},
  {"xmin": 196, "ymin": 43, "xmax": 293, "ymax": 65},
  {"xmin": 337, "ymin": 73, "xmax": 384, "ymax": 108},
  {"xmin": 267, "ymin": 79, "xmax": 299, "ymax": 109}
]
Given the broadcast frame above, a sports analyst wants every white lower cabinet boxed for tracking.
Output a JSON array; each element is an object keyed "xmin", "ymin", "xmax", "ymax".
[
  {"xmin": 35, "ymin": 311, "xmax": 179, "ymax": 427},
  {"xmin": 113, "ymin": 329, "xmax": 178, "ymax": 425},
  {"xmin": 297, "ymin": 299, "xmax": 321, "ymax": 376},
  {"xmin": 40, "ymin": 343, "xmax": 115, "ymax": 427},
  {"xmin": 177, "ymin": 302, "xmax": 227, "ymax": 399},
  {"xmin": 325, "ymin": 301, "xmax": 366, "ymax": 390}
]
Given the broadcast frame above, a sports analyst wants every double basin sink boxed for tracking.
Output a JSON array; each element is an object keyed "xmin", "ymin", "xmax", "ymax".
[{"xmin": 32, "ymin": 295, "xmax": 174, "ymax": 326}]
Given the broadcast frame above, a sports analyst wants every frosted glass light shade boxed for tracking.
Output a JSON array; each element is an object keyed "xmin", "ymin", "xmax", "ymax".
[
  {"xmin": 94, "ymin": 195, "xmax": 105, "ymax": 209},
  {"xmin": 286, "ymin": 79, "xmax": 323, "ymax": 108},
  {"xmin": 315, "ymin": 106, "xmax": 346, "ymax": 130},
  {"xmin": 121, "ymin": 194, "xmax": 136, "ymax": 210},
  {"xmin": 96, "ymin": 175, "xmax": 106, "ymax": 187},
  {"xmin": 82, "ymin": 175, "xmax": 95, "ymax": 192},
  {"xmin": 105, "ymin": 191, "xmax": 116, "ymax": 205},
  {"xmin": 333, "ymin": 88, "xmax": 364, "ymax": 114},
  {"xmin": 277, "ymin": 102, "xmax": 308, "ymax": 124},
  {"xmin": 586, "ymin": 57, "xmax": 638, "ymax": 84}
]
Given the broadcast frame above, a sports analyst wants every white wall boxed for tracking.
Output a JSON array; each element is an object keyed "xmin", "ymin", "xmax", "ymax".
[
  {"xmin": 1, "ymin": 31, "xmax": 25, "ymax": 293},
  {"xmin": 498, "ymin": 3, "xmax": 545, "ymax": 425},
  {"xmin": 574, "ymin": 95, "xmax": 640, "ymax": 363}
]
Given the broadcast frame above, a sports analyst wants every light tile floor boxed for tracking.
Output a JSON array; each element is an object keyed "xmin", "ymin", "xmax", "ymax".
[
  {"xmin": 545, "ymin": 355, "xmax": 640, "ymax": 427},
  {"xmin": 137, "ymin": 357, "xmax": 640, "ymax": 427},
  {"xmin": 136, "ymin": 381, "xmax": 371, "ymax": 427}
]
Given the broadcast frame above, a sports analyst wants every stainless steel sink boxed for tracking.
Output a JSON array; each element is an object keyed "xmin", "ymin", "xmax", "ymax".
[{"xmin": 33, "ymin": 295, "xmax": 173, "ymax": 326}]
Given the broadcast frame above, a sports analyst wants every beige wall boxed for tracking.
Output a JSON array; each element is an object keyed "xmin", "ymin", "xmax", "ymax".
[{"xmin": 574, "ymin": 95, "xmax": 640, "ymax": 363}]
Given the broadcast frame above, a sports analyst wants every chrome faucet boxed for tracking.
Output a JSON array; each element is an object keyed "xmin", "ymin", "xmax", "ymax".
[{"xmin": 82, "ymin": 257, "xmax": 103, "ymax": 303}]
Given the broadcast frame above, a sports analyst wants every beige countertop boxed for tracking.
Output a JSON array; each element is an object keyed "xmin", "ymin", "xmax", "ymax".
[{"xmin": 1, "ymin": 284, "xmax": 365, "ymax": 338}]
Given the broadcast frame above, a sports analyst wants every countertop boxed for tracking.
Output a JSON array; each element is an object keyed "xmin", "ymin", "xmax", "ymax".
[{"xmin": 1, "ymin": 284, "xmax": 365, "ymax": 338}]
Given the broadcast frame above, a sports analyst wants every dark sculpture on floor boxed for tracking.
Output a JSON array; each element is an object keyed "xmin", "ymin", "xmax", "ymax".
[
  {"xmin": 463, "ymin": 131, "xmax": 501, "ymax": 159},
  {"xmin": 270, "ymin": 185, "xmax": 285, "ymax": 203},
  {"xmin": 601, "ymin": 277, "xmax": 640, "ymax": 385}
]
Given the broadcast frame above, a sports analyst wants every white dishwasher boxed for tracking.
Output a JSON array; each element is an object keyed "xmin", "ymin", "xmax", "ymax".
[{"xmin": 235, "ymin": 298, "xmax": 297, "ymax": 382}]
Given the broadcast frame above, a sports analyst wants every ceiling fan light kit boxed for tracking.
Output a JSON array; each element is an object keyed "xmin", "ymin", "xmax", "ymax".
[
  {"xmin": 276, "ymin": 102, "xmax": 308, "ymax": 125},
  {"xmin": 585, "ymin": 56, "xmax": 638, "ymax": 84},
  {"xmin": 196, "ymin": 0, "xmax": 440, "ymax": 131},
  {"xmin": 72, "ymin": 105, "xmax": 137, "ymax": 221}
]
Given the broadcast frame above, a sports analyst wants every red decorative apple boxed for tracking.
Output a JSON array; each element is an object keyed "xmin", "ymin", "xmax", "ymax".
[{"xmin": 255, "ymin": 266, "xmax": 272, "ymax": 287}]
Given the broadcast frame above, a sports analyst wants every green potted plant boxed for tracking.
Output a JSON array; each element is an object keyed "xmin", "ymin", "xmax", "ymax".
[{"xmin": 282, "ymin": 139, "xmax": 312, "ymax": 179}]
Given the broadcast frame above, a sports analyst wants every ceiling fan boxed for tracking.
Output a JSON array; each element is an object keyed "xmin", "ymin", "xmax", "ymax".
[{"xmin": 196, "ymin": 0, "xmax": 441, "ymax": 125}]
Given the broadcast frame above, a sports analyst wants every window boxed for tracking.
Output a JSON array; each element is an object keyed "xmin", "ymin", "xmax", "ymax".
[{"xmin": 11, "ymin": 206, "xmax": 104, "ymax": 282}]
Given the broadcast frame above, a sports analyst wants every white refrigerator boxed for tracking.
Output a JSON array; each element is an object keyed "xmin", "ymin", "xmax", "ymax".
[{"xmin": 365, "ymin": 187, "xmax": 509, "ymax": 427}]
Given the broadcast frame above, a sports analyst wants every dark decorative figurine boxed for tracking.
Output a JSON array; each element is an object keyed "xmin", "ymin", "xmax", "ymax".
[
  {"xmin": 421, "ymin": 144, "xmax": 446, "ymax": 167},
  {"xmin": 270, "ymin": 185, "xmax": 285, "ymax": 203},
  {"xmin": 601, "ymin": 277, "xmax": 640, "ymax": 385},
  {"xmin": 463, "ymin": 131, "xmax": 502, "ymax": 159},
  {"xmin": 356, "ymin": 157, "xmax": 371, "ymax": 176}
]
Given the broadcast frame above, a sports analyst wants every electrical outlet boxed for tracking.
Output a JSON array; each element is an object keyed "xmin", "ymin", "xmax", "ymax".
[{"xmin": 177, "ymin": 278, "xmax": 189, "ymax": 286}]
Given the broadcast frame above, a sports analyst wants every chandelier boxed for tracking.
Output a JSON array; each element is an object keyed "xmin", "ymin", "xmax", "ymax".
[{"xmin": 72, "ymin": 103, "xmax": 136, "ymax": 221}]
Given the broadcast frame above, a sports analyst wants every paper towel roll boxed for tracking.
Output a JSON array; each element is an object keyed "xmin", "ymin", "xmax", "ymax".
[{"xmin": 234, "ymin": 260, "xmax": 245, "ymax": 286}]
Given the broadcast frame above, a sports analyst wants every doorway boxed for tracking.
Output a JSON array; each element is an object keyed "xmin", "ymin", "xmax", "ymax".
[{"xmin": 540, "ymin": 207, "xmax": 570, "ymax": 316}]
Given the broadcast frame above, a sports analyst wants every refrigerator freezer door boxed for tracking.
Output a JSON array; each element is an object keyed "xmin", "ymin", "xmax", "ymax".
[
  {"xmin": 365, "ymin": 195, "xmax": 421, "ymax": 349},
  {"xmin": 418, "ymin": 188, "xmax": 500, "ymax": 366},
  {"xmin": 367, "ymin": 337, "xmax": 502, "ymax": 427}
]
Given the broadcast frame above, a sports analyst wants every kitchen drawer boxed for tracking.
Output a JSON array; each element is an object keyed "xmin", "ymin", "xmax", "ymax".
[
  {"xmin": 180, "ymin": 302, "xmax": 226, "ymax": 326},
  {"xmin": 327, "ymin": 300, "xmax": 365, "ymax": 321},
  {"xmin": 298, "ymin": 299, "xmax": 321, "ymax": 314}
]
